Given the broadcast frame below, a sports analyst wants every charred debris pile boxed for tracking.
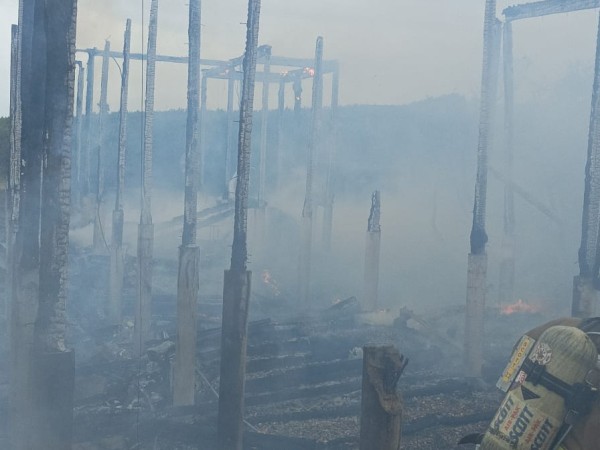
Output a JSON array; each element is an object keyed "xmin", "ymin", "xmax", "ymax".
[{"xmin": 49, "ymin": 248, "xmax": 544, "ymax": 450}]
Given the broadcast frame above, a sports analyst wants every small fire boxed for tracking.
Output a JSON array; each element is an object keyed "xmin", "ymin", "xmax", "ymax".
[
  {"xmin": 500, "ymin": 299, "xmax": 541, "ymax": 315},
  {"xmin": 261, "ymin": 270, "xmax": 281, "ymax": 296}
]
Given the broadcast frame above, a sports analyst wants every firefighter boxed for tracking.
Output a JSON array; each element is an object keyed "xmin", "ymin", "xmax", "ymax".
[{"xmin": 460, "ymin": 317, "xmax": 600, "ymax": 449}]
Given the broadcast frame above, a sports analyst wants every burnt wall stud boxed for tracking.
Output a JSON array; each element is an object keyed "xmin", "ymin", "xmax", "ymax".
[
  {"xmin": 359, "ymin": 346, "xmax": 407, "ymax": 450},
  {"xmin": 465, "ymin": 0, "xmax": 500, "ymax": 377},
  {"xmin": 173, "ymin": 0, "xmax": 201, "ymax": 406},
  {"xmin": 574, "ymin": 11, "xmax": 600, "ymax": 318},
  {"xmin": 93, "ymin": 40, "xmax": 110, "ymax": 251},
  {"xmin": 32, "ymin": 0, "xmax": 78, "ymax": 446},
  {"xmin": 135, "ymin": 0, "xmax": 159, "ymax": 354},
  {"xmin": 108, "ymin": 19, "xmax": 131, "ymax": 325},
  {"xmin": 10, "ymin": 0, "xmax": 45, "ymax": 446},
  {"xmin": 298, "ymin": 36, "xmax": 323, "ymax": 308},
  {"xmin": 217, "ymin": 0, "xmax": 261, "ymax": 448},
  {"xmin": 498, "ymin": 21, "xmax": 516, "ymax": 307}
]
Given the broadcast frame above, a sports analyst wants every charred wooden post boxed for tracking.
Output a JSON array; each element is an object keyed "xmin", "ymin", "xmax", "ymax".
[
  {"xmin": 465, "ymin": 0, "xmax": 500, "ymax": 377},
  {"xmin": 574, "ymin": 11, "xmax": 600, "ymax": 319},
  {"xmin": 359, "ymin": 346, "xmax": 407, "ymax": 450},
  {"xmin": 6, "ymin": 24, "xmax": 20, "ymax": 323},
  {"xmin": 135, "ymin": 0, "xmax": 158, "ymax": 354},
  {"xmin": 322, "ymin": 65, "xmax": 339, "ymax": 251},
  {"xmin": 298, "ymin": 36, "xmax": 323, "ymax": 308},
  {"xmin": 225, "ymin": 76, "xmax": 235, "ymax": 198},
  {"xmin": 275, "ymin": 78, "xmax": 285, "ymax": 189},
  {"xmin": 504, "ymin": 0, "xmax": 600, "ymax": 22},
  {"xmin": 10, "ymin": 0, "xmax": 45, "ymax": 446},
  {"xmin": 364, "ymin": 191, "xmax": 381, "ymax": 311},
  {"xmin": 83, "ymin": 49, "xmax": 96, "ymax": 198},
  {"xmin": 217, "ymin": 0, "xmax": 261, "ymax": 448},
  {"xmin": 73, "ymin": 61, "xmax": 84, "ymax": 205},
  {"xmin": 173, "ymin": 0, "xmax": 201, "ymax": 407},
  {"xmin": 93, "ymin": 40, "xmax": 110, "ymax": 251},
  {"xmin": 499, "ymin": 21, "xmax": 516, "ymax": 307},
  {"xmin": 108, "ymin": 19, "xmax": 131, "ymax": 325},
  {"xmin": 13, "ymin": 0, "xmax": 77, "ymax": 450}
]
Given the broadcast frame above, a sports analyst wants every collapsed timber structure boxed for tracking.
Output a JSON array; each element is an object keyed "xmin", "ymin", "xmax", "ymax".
[
  {"xmin": 465, "ymin": 0, "xmax": 600, "ymax": 377},
  {"xmin": 9, "ymin": 0, "xmax": 600, "ymax": 448}
]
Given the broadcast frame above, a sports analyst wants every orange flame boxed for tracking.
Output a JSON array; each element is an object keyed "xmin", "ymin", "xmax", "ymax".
[{"xmin": 500, "ymin": 299, "xmax": 541, "ymax": 315}]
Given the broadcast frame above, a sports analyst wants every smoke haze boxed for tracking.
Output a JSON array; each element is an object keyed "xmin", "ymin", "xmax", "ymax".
[{"xmin": 0, "ymin": 0, "xmax": 599, "ymax": 113}]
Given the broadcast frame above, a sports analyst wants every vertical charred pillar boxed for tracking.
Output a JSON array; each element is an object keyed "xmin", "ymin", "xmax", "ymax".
[
  {"xmin": 322, "ymin": 64, "xmax": 339, "ymax": 251},
  {"xmin": 73, "ymin": 61, "xmax": 84, "ymax": 206},
  {"xmin": 574, "ymin": 11, "xmax": 600, "ymax": 319},
  {"xmin": 217, "ymin": 0, "xmax": 261, "ymax": 448},
  {"xmin": 83, "ymin": 49, "xmax": 95, "ymax": 198},
  {"xmin": 32, "ymin": 0, "xmax": 78, "ymax": 447},
  {"xmin": 298, "ymin": 37, "xmax": 323, "ymax": 308},
  {"xmin": 173, "ymin": 0, "xmax": 201, "ymax": 407},
  {"xmin": 93, "ymin": 40, "xmax": 110, "ymax": 251},
  {"xmin": 108, "ymin": 19, "xmax": 131, "ymax": 325},
  {"xmin": 6, "ymin": 24, "xmax": 20, "ymax": 323},
  {"xmin": 135, "ymin": 0, "xmax": 158, "ymax": 354},
  {"xmin": 359, "ymin": 346, "xmax": 407, "ymax": 450},
  {"xmin": 10, "ymin": 0, "xmax": 45, "ymax": 446},
  {"xmin": 225, "ymin": 76, "xmax": 235, "ymax": 198},
  {"xmin": 465, "ymin": 0, "xmax": 500, "ymax": 377},
  {"xmin": 499, "ymin": 21, "xmax": 516, "ymax": 307},
  {"xmin": 275, "ymin": 78, "xmax": 285, "ymax": 189},
  {"xmin": 364, "ymin": 191, "xmax": 381, "ymax": 311}
]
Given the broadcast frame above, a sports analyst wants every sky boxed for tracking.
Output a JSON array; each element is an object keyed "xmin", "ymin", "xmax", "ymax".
[{"xmin": 0, "ymin": 0, "xmax": 599, "ymax": 115}]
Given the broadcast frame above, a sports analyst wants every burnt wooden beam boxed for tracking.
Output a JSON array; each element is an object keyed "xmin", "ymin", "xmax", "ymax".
[
  {"xmin": 574, "ymin": 11, "xmax": 600, "ymax": 318},
  {"xmin": 499, "ymin": 21, "xmax": 516, "ymax": 306},
  {"xmin": 6, "ymin": 23, "xmax": 20, "ymax": 323},
  {"xmin": 73, "ymin": 60, "xmax": 84, "ymax": 205},
  {"xmin": 76, "ymin": 48, "xmax": 338, "ymax": 73},
  {"xmin": 76, "ymin": 48, "xmax": 220, "ymax": 66},
  {"xmin": 218, "ymin": 0, "xmax": 261, "ymax": 448},
  {"xmin": 108, "ymin": 19, "xmax": 131, "ymax": 325},
  {"xmin": 504, "ymin": 0, "xmax": 600, "ymax": 22},
  {"xmin": 465, "ymin": 0, "xmax": 501, "ymax": 377},
  {"xmin": 322, "ymin": 64, "xmax": 339, "ymax": 251},
  {"xmin": 359, "ymin": 346, "xmax": 407, "ymax": 450},
  {"xmin": 299, "ymin": 36, "xmax": 324, "ymax": 308},
  {"xmin": 135, "ymin": 0, "xmax": 158, "ymax": 354},
  {"xmin": 10, "ymin": 0, "xmax": 46, "ymax": 445},
  {"xmin": 92, "ymin": 39, "xmax": 110, "ymax": 251},
  {"xmin": 33, "ymin": 0, "xmax": 78, "ymax": 447},
  {"xmin": 82, "ymin": 49, "xmax": 95, "ymax": 197},
  {"xmin": 275, "ymin": 78, "xmax": 285, "ymax": 189},
  {"xmin": 173, "ymin": 0, "xmax": 202, "ymax": 407}
]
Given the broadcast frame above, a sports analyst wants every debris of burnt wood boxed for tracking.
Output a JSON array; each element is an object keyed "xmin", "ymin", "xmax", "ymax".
[
  {"xmin": 43, "ymin": 281, "xmax": 537, "ymax": 448},
  {"xmin": 0, "ymin": 246, "xmax": 549, "ymax": 449},
  {"xmin": 359, "ymin": 346, "xmax": 406, "ymax": 450}
]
